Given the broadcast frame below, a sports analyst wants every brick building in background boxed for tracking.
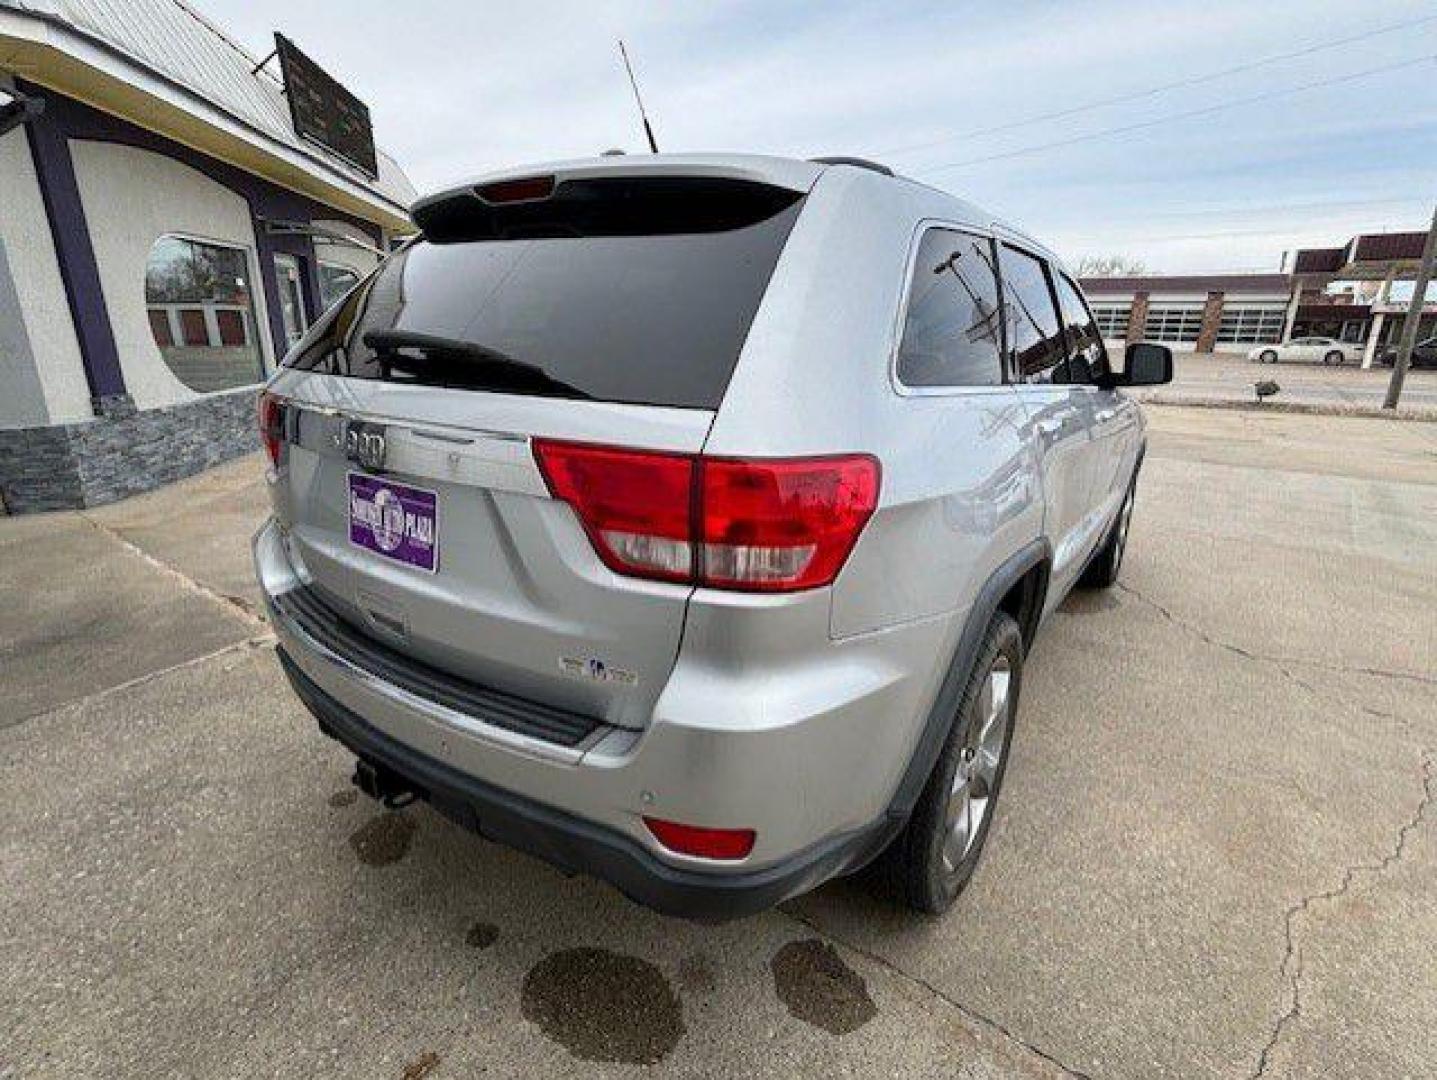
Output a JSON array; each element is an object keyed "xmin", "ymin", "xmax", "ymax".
[{"xmin": 1081, "ymin": 231, "xmax": 1434, "ymax": 365}]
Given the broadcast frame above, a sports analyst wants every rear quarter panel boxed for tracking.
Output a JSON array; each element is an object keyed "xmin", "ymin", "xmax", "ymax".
[{"xmin": 704, "ymin": 172, "xmax": 1043, "ymax": 639}]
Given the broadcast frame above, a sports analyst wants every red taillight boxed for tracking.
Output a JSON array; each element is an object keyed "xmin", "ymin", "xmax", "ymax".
[
  {"xmin": 258, "ymin": 391, "xmax": 284, "ymax": 467},
  {"xmin": 532, "ymin": 440, "xmax": 879, "ymax": 592},
  {"xmin": 700, "ymin": 456, "xmax": 880, "ymax": 591},
  {"xmin": 532, "ymin": 441, "xmax": 697, "ymax": 583},
  {"xmin": 644, "ymin": 817, "xmax": 756, "ymax": 860}
]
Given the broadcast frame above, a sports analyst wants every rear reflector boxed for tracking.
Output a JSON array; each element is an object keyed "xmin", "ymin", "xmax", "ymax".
[
  {"xmin": 644, "ymin": 817, "xmax": 756, "ymax": 860},
  {"xmin": 258, "ymin": 391, "xmax": 284, "ymax": 467},
  {"xmin": 533, "ymin": 440, "xmax": 878, "ymax": 592}
]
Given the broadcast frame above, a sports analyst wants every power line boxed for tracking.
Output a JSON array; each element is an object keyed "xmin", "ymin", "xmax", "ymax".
[
  {"xmin": 1061, "ymin": 221, "xmax": 1423, "ymax": 244},
  {"xmin": 876, "ymin": 13, "xmax": 1437, "ymax": 158},
  {"xmin": 1054, "ymin": 202, "xmax": 1434, "ymax": 243},
  {"xmin": 915, "ymin": 53, "xmax": 1437, "ymax": 175},
  {"xmin": 1143, "ymin": 195, "xmax": 1435, "ymax": 220}
]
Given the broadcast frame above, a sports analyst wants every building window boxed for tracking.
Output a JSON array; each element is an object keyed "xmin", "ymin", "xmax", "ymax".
[
  {"xmin": 318, "ymin": 261, "xmax": 362, "ymax": 313},
  {"xmin": 1216, "ymin": 305, "xmax": 1286, "ymax": 345},
  {"xmin": 1091, "ymin": 303, "xmax": 1130, "ymax": 340},
  {"xmin": 1144, "ymin": 305, "xmax": 1204, "ymax": 343},
  {"xmin": 145, "ymin": 235, "xmax": 264, "ymax": 392}
]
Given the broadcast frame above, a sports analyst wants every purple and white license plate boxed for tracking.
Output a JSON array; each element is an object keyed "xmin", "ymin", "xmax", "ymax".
[{"xmin": 347, "ymin": 472, "xmax": 439, "ymax": 573}]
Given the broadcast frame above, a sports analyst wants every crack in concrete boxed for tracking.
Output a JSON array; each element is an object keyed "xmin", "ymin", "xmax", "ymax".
[
  {"xmin": 1115, "ymin": 582, "xmax": 1431, "ymax": 740},
  {"xmin": 79, "ymin": 513, "xmax": 266, "ymax": 629},
  {"xmin": 1114, "ymin": 582, "xmax": 1433, "ymax": 689},
  {"xmin": 1116, "ymin": 579, "xmax": 1437, "ymax": 1075},
  {"xmin": 2, "ymin": 637, "xmax": 275, "ymax": 733},
  {"xmin": 1249, "ymin": 753, "xmax": 1434, "ymax": 1077},
  {"xmin": 780, "ymin": 907, "xmax": 1092, "ymax": 1079}
]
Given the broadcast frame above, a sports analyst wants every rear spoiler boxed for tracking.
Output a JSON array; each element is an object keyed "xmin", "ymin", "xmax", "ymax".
[{"xmin": 410, "ymin": 155, "xmax": 822, "ymax": 242}]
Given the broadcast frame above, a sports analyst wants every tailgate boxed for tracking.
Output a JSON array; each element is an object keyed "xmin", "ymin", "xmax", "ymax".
[
  {"xmin": 268, "ymin": 373, "xmax": 711, "ymax": 730},
  {"xmin": 262, "ymin": 168, "xmax": 810, "ymax": 731}
]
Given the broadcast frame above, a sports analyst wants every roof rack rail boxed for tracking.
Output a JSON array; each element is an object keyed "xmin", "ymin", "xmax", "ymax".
[{"xmin": 809, "ymin": 156, "xmax": 894, "ymax": 177}]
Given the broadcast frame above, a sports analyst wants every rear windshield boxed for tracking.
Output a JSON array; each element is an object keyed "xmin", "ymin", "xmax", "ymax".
[{"xmin": 283, "ymin": 177, "xmax": 805, "ymax": 410}]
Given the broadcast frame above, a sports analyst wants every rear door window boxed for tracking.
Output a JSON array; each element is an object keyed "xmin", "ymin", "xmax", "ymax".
[
  {"xmin": 896, "ymin": 229, "xmax": 1004, "ymax": 388},
  {"xmin": 998, "ymin": 245, "xmax": 1066, "ymax": 381},
  {"xmin": 1053, "ymin": 273, "xmax": 1109, "ymax": 384},
  {"xmin": 284, "ymin": 178, "xmax": 805, "ymax": 410}
]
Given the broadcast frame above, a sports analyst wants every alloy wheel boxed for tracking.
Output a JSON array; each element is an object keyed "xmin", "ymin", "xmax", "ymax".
[{"xmin": 942, "ymin": 656, "xmax": 1013, "ymax": 873}]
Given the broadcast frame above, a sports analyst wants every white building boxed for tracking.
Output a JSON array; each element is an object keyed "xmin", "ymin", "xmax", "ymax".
[{"xmin": 0, "ymin": 0, "xmax": 415, "ymax": 512}]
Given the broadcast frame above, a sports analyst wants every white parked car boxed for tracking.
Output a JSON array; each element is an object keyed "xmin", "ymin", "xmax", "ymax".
[{"xmin": 1248, "ymin": 337, "xmax": 1361, "ymax": 365}]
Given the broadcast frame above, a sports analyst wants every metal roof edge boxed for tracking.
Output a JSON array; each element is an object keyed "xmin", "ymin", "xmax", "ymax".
[{"xmin": 1, "ymin": 4, "xmax": 412, "ymax": 225}]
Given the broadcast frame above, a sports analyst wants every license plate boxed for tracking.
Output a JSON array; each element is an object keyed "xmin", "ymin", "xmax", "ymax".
[{"xmin": 347, "ymin": 472, "xmax": 439, "ymax": 573}]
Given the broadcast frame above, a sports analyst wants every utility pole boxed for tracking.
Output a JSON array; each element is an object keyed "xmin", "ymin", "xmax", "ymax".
[{"xmin": 1383, "ymin": 203, "xmax": 1437, "ymax": 410}]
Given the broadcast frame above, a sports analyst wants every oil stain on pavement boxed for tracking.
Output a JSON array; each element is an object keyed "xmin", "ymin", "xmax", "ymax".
[
  {"xmin": 521, "ymin": 947, "xmax": 684, "ymax": 1064},
  {"xmin": 398, "ymin": 1051, "xmax": 441, "ymax": 1080},
  {"xmin": 770, "ymin": 938, "xmax": 876, "ymax": 1035},
  {"xmin": 348, "ymin": 813, "xmax": 417, "ymax": 866},
  {"xmin": 328, "ymin": 788, "xmax": 358, "ymax": 808},
  {"xmin": 465, "ymin": 921, "xmax": 499, "ymax": 950}
]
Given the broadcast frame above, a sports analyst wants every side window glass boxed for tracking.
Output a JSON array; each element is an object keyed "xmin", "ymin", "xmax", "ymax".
[
  {"xmin": 896, "ymin": 229, "xmax": 1004, "ymax": 387},
  {"xmin": 999, "ymin": 245, "xmax": 1065, "ymax": 382},
  {"xmin": 1053, "ymin": 273, "xmax": 1109, "ymax": 385}
]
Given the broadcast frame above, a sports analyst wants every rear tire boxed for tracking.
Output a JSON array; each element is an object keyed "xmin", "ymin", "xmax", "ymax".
[
  {"xmin": 1079, "ymin": 476, "xmax": 1136, "ymax": 589},
  {"xmin": 1260, "ymin": 349, "xmax": 1278, "ymax": 364},
  {"xmin": 888, "ymin": 611, "xmax": 1023, "ymax": 914},
  {"xmin": 1324, "ymin": 350, "xmax": 1344, "ymax": 366}
]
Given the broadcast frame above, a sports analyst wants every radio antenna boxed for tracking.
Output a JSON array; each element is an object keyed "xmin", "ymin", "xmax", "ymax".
[{"xmin": 617, "ymin": 39, "xmax": 660, "ymax": 153}]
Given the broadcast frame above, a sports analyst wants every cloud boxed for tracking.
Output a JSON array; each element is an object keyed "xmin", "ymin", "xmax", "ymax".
[{"xmin": 203, "ymin": 0, "xmax": 1436, "ymax": 271}]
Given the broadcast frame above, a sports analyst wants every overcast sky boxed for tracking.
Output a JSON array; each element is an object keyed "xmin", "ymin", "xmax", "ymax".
[{"xmin": 206, "ymin": 0, "xmax": 1437, "ymax": 272}]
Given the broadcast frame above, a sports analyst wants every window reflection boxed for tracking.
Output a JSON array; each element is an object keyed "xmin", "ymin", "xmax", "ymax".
[{"xmin": 144, "ymin": 235, "xmax": 263, "ymax": 392}]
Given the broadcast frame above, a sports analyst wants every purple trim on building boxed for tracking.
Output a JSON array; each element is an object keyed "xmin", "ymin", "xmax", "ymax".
[
  {"xmin": 16, "ymin": 81, "xmax": 385, "ymax": 365},
  {"xmin": 22, "ymin": 91, "xmax": 128, "ymax": 404}
]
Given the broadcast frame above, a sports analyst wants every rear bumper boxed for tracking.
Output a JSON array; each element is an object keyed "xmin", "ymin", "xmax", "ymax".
[
  {"xmin": 278, "ymin": 648, "xmax": 893, "ymax": 920},
  {"xmin": 255, "ymin": 515, "xmax": 956, "ymax": 917}
]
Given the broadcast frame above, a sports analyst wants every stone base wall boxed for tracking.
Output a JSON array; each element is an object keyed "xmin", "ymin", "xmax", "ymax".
[{"xmin": 0, "ymin": 389, "xmax": 259, "ymax": 514}]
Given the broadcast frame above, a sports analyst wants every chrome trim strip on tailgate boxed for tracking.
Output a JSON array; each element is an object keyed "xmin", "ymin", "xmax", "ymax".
[{"xmin": 269, "ymin": 582, "xmax": 612, "ymax": 760}]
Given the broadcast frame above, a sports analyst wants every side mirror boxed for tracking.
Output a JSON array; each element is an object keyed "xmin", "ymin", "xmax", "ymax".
[{"xmin": 1112, "ymin": 342, "xmax": 1173, "ymax": 387}]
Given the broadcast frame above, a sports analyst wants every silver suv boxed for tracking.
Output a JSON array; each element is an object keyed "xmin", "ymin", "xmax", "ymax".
[{"xmin": 254, "ymin": 154, "xmax": 1171, "ymax": 919}]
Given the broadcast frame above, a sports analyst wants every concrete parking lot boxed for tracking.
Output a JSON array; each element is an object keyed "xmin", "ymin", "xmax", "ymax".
[{"xmin": 3, "ymin": 406, "xmax": 1435, "ymax": 1078}]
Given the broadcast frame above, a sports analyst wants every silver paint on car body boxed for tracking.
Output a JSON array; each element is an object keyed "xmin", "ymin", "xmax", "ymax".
[{"xmin": 256, "ymin": 153, "xmax": 1146, "ymax": 877}]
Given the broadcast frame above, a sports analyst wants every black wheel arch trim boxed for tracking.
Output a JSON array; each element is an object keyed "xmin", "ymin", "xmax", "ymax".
[{"xmin": 880, "ymin": 537, "xmax": 1052, "ymax": 830}]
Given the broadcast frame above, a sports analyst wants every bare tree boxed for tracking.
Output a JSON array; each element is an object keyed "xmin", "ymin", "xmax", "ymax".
[{"xmin": 1075, "ymin": 255, "xmax": 1148, "ymax": 278}]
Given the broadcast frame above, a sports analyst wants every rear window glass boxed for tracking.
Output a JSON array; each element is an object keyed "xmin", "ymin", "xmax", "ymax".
[
  {"xmin": 283, "ymin": 179, "xmax": 805, "ymax": 410},
  {"xmin": 896, "ymin": 229, "xmax": 1004, "ymax": 388}
]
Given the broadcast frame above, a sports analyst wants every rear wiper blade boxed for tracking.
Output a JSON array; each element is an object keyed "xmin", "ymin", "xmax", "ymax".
[{"xmin": 361, "ymin": 329, "xmax": 591, "ymax": 399}]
